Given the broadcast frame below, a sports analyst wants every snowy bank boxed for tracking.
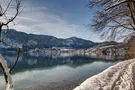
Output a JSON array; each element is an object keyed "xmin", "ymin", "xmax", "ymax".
[{"xmin": 74, "ymin": 58, "xmax": 135, "ymax": 90}]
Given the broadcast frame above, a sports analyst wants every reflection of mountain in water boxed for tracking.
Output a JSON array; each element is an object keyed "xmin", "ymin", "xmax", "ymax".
[{"xmin": 0, "ymin": 49, "xmax": 125, "ymax": 75}]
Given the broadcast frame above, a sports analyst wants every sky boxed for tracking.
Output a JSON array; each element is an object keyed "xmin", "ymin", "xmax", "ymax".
[{"xmin": 3, "ymin": 0, "xmax": 105, "ymax": 42}]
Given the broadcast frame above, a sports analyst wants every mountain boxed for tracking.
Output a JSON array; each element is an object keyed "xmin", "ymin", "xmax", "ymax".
[
  {"xmin": 94, "ymin": 41, "xmax": 119, "ymax": 48},
  {"xmin": 0, "ymin": 29, "xmax": 96, "ymax": 49}
]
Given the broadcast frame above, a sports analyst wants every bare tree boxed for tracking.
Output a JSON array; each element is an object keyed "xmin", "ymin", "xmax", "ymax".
[
  {"xmin": 88, "ymin": 0, "xmax": 135, "ymax": 40},
  {"xmin": 0, "ymin": 0, "xmax": 23, "ymax": 90}
]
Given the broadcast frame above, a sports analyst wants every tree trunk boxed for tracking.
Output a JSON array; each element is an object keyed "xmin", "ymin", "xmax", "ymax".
[{"xmin": 0, "ymin": 54, "xmax": 14, "ymax": 90}]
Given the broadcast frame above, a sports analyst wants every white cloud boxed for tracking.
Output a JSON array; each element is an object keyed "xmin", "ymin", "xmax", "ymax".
[
  {"xmin": 2, "ymin": 1, "xmax": 103, "ymax": 42},
  {"xmin": 7, "ymin": 15, "xmax": 38, "ymax": 22}
]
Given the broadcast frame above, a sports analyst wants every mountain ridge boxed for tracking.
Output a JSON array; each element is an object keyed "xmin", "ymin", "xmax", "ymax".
[
  {"xmin": 0, "ymin": 29, "xmax": 119, "ymax": 49},
  {"xmin": 0, "ymin": 29, "xmax": 96, "ymax": 49}
]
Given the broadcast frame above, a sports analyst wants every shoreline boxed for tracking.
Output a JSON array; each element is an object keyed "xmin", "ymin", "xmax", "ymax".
[
  {"xmin": 16, "ymin": 80, "xmax": 81, "ymax": 90},
  {"xmin": 74, "ymin": 58, "xmax": 135, "ymax": 90}
]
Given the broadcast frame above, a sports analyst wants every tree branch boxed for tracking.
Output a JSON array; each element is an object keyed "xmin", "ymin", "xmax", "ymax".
[
  {"xmin": 2, "ymin": 0, "xmax": 21, "ymax": 26},
  {"xmin": 127, "ymin": 3, "xmax": 135, "ymax": 29},
  {"xmin": 2, "ymin": 0, "xmax": 13, "ymax": 15},
  {"xmin": 106, "ymin": 0, "xmax": 129, "ymax": 11},
  {"xmin": 111, "ymin": 18, "xmax": 134, "ymax": 30},
  {"xmin": 9, "ymin": 46, "xmax": 22, "ymax": 73}
]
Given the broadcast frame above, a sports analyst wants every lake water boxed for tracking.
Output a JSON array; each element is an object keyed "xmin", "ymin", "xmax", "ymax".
[{"xmin": 0, "ymin": 49, "xmax": 127, "ymax": 90}]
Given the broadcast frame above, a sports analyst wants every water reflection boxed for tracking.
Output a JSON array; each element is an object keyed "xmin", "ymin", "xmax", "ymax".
[
  {"xmin": 0, "ymin": 49, "xmax": 129, "ymax": 90},
  {"xmin": 0, "ymin": 50, "xmax": 125, "ymax": 74}
]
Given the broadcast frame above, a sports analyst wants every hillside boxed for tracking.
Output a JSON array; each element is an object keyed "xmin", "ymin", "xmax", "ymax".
[
  {"xmin": 0, "ymin": 29, "xmax": 121, "ymax": 50},
  {"xmin": 0, "ymin": 29, "xmax": 96, "ymax": 49}
]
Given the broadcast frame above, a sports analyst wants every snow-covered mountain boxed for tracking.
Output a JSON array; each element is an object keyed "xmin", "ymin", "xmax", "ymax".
[{"xmin": 0, "ymin": 29, "xmax": 96, "ymax": 49}]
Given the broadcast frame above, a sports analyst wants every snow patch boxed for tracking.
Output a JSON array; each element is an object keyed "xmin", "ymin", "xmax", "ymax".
[{"xmin": 74, "ymin": 59, "xmax": 135, "ymax": 90}]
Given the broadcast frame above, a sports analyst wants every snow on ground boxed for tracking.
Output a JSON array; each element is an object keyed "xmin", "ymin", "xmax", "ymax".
[{"xmin": 74, "ymin": 58, "xmax": 135, "ymax": 90}]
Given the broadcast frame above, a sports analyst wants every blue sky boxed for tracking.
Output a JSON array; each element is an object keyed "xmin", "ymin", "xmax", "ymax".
[{"xmin": 9, "ymin": 0, "xmax": 104, "ymax": 42}]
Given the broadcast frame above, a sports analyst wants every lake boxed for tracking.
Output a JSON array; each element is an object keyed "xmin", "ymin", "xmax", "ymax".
[{"xmin": 0, "ymin": 49, "xmax": 127, "ymax": 90}]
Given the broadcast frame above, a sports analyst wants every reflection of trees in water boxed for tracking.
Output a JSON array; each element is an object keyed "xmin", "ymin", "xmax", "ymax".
[{"xmin": 0, "ymin": 50, "xmax": 126, "ymax": 75}]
